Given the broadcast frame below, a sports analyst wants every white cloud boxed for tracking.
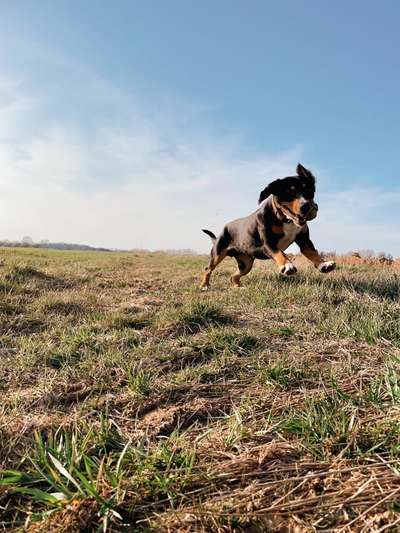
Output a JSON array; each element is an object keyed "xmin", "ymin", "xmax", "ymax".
[
  {"xmin": 0, "ymin": 66, "xmax": 399, "ymax": 257},
  {"xmin": 0, "ymin": 71, "xmax": 304, "ymax": 250}
]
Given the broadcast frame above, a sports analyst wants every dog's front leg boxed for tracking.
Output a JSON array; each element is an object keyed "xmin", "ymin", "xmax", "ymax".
[
  {"xmin": 258, "ymin": 223, "xmax": 297, "ymax": 275},
  {"xmin": 295, "ymin": 231, "xmax": 336, "ymax": 273},
  {"xmin": 270, "ymin": 249, "xmax": 297, "ymax": 275}
]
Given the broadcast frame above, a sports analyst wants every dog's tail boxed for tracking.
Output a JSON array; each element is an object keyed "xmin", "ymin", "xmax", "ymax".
[{"xmin": 202, "ymin": 229, "xmax": 217, "ymax": 241}]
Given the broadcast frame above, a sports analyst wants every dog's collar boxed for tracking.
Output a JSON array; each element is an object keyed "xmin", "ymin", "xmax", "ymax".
[{"xmin": 271, "ymin": 196, "xmax": 293, "ymax": 224}]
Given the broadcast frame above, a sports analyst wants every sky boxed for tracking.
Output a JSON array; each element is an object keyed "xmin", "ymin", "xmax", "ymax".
[{"xmin": 1, "ymin": 0, "xmax": 400, "ymax": 254}]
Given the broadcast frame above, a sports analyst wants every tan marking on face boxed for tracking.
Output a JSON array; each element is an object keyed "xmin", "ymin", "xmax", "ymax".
[{"xmin": 281, "ymin": 198, "xmax": 302, "ymax": 216}]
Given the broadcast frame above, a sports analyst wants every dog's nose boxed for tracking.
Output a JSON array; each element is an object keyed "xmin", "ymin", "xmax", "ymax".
[{"xmin": 300, "ymin": 202, "xmax": 311, "ymax": 215}]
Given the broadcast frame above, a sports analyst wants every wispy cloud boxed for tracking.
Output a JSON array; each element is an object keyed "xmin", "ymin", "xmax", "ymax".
[
  {"xmin": 0, "ymin": 47, "xmax": 399, "ymax": 255},
  {"xmin": 0, "ymin": 69, "xmax": 304, "ymax": 250}
]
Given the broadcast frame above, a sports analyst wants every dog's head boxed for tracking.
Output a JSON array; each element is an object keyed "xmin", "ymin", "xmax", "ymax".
[{"xmin": 258, "ymin": 164, "xmax": 318, "ymax": 226}]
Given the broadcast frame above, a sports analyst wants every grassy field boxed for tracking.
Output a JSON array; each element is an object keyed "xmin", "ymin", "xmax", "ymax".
[{"xmin": 1, "ymin": 247, "xmax": 400, "ymax": 532}]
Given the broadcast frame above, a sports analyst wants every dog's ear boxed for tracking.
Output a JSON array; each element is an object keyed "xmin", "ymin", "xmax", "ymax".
[
  {"xmin": 258, "ymin": 179, "xmax": 282, "ymax": 204},
  {"xmin": 296, "ymin": 163, "xmax": 315, "ymax": 184}
]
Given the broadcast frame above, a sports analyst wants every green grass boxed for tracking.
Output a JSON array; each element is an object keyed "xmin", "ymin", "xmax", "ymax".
[
  {"xmin": 159, "ymin": 300, "xmax": 231, "ymax": 335},
  {"xmin": 1, "ymin": 248, "xmax": 400, "ymax": 531},
  {"xmin": 257, "ymin": 357, "xmax": 317, "ymax": 388}
]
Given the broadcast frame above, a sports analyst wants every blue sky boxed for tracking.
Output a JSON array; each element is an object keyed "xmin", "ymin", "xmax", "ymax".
[{"xmin": 1, "ymin": 1, "xmax": 399, "ymax": 254}]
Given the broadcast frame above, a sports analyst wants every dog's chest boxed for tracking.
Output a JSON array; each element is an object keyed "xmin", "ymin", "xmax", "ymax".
[{"xmin": 277, "ymin": 223, "xmax": 302, "ymax": 250}]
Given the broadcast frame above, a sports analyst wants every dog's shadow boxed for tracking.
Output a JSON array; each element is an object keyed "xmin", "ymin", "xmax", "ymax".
[{"xmin": 275, "ymin": 270, "xmax": 399, "ymax": 301}]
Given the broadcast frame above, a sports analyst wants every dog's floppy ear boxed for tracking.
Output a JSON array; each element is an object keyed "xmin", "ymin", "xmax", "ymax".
[
  {"xmin": 258, "ymin": 179, "xmax": 282, "ymax": 204},
  {"xmin": 296, "ymin": 163, "xmax": 315, "ymax": 183}
]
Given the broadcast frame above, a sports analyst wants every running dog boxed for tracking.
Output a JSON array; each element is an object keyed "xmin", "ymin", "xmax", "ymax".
[{"xmin": 200, "ymin": 164, "xmax": 335, "ymax": 289}]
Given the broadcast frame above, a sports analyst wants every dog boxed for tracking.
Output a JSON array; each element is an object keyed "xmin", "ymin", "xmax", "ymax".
[{"xmin": 200, "ymin": 164, "xmax": 336, "ymax": 289}]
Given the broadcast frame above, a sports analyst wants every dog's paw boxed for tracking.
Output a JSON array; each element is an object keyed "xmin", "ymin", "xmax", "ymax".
[
  {"xmin": 280, "ymin": 263, "xmax": 297, "ymax": 276},
  {"xmin": 319, "ymin": 261, "xmax": 336, "ymax": 273},
  {"xmin": 199, "ymin": 285, "xmax": 210, "ymax": 291}
]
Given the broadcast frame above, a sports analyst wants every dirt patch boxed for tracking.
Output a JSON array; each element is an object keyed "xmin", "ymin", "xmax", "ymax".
[
  {"xmin": 119, "ymin": 295, "xmax": 163, "ymax": 313},
  {"xmin": 27, "ymin": 498, "xmax": 100, "ymax": 533},
  {"xmin": 210, "ymin": 442, "xmax": 300, "ymax": 475},
  {"xmin": 42, "ymin": 381, "xmax": 95, "ymax": 408},
  {"xmin": 141, "ymin": 397, "xmax": 225, "ymax": 436}
]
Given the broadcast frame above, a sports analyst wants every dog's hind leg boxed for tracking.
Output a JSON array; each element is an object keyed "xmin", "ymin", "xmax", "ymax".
[
  {"xmin": 199, "ymin": 248, "xmax": 228, "ymax": 290},
  {"xmin": 231, "ymin": 254, "xmax": 254, "ymax": 288},
  {"xmin": 199, "ymin": 227, "xmax": 231, "ymax": 290}
]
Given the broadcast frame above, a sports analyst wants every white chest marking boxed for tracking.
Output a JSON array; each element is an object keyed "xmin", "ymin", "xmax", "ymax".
[{"xmin": 278, "ymin": 223, "xmax": 303, "ymax": 251}]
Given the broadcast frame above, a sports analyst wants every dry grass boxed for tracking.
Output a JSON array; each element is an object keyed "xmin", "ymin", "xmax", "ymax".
[{"xmin": 0, "ymin": 247, "xmax": 400, "ymax": 532}]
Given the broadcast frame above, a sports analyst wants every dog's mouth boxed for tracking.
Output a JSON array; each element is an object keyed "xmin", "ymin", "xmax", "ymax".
[
  {"xmin": 280, "ymin": 203, "xmax": 318, "ymax": 227},
  {"xmin": 273, "ymin": 197, "xmax": 318, "ymax": 226}
]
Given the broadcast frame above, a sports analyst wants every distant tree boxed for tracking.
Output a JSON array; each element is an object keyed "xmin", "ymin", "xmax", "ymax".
[
  {"xmin": 377, "ymin": 252, "xmax": 394, "ymax": 265},
  {"xmin": 22, "ymin": 236, "xmax": 34, "ymax": 245},
  {"xmin": 359, "ymin": 249, "xmax": 375, "ymax": 258}
]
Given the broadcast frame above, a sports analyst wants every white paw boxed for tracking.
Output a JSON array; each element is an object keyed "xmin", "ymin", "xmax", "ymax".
[
  {"xmin": 200, "ymin": 285, "xmax": 210, "ymax": 291},
  {"xmin": 280, "ymin": 262, "xmax": 297, "ymax": 276},
  {"xmin": 319, "ymin": 261, "xmax": 336, "ymax": 273}
]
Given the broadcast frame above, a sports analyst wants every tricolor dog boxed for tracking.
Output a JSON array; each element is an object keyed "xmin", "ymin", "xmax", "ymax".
[{"xmin": 200, "ymin": 164, "xmax": 335, "ymax": 289}]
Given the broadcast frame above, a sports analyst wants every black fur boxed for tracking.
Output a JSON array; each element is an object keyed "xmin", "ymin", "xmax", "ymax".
[
  {"xmin": 258, "ymin": 179, "xmax": 283, "ymax": 204},
  {"xmin": 296, "ymin": 163, "xmax": 315, "ymax": 183},
  {"xmin": 216, "ymin": 226, "xmax": 232, "ymax": 255},
  {"xmin": 202, "ymin": 229, "xmax": 217, "ymax": 241}
]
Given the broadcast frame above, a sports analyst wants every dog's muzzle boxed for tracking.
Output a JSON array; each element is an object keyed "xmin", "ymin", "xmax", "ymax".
[
  {"xmin": 274, "ymin": 198, "xmax": 318, "ymax": 226},
  {"xmin": 294, "ymin": 201, "xmax": 318, "ymax": 226},
  {"xmin": 306, "ymin": 202, "xmax": 318, "ymax": 221}
]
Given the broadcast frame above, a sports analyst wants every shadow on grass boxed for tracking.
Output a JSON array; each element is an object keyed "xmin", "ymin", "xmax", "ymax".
[
  {"xmin": 166, "ymin": 329, "xmax": 258, "ymax": 371},
  {"xmin": 0, "ymin": 316, "xmax": 44, "ymax": 336},
  {"xmin": 273, "ymin": 270, "xmax": 400, "ymax": 301},
  {"xmin": 4, "ymin": 265, "xmax": 84, "ymax": 292},
  {"xmin": 41, "ymin": 301, "xmax": 86, "ymax": 316},
  {"xmin": 174, "ymin": 301, "xmax": 232, "ymax": 335},
  {"xmin": 107, "ymin": 311, "xmax": 150, "ymax": 331}
]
